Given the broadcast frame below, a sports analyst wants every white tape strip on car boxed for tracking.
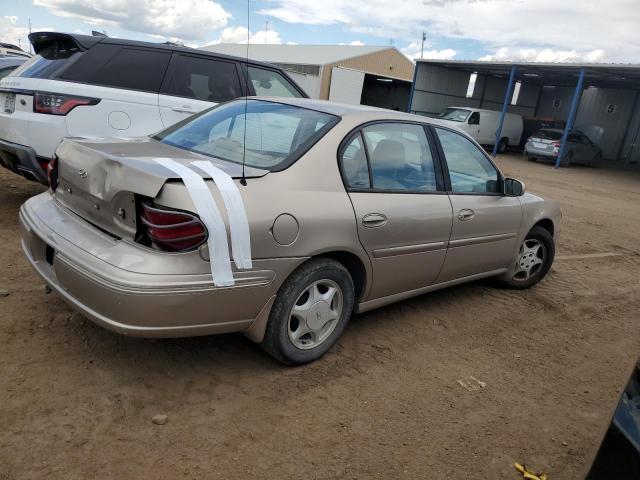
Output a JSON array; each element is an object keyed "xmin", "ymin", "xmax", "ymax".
[
  {"xmin": 153, "ymin": 157, "xmax": 234, "ymax": 287},
  {"xmin": 192, "ymin": 160, "xmax": 252, "ymax": 270}
]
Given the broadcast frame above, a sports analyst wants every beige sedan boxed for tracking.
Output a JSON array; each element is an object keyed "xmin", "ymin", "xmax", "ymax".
[{"xmin": 20, "ymin": 98, "xmax": 560, "ymax": 364}]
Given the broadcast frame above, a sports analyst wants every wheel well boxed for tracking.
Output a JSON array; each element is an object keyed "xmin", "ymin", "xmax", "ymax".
[
  {"xmin": 319, "ymin": 251, "xmax": 367, "ymax": 300},
  {"xmin": 533, "ymin": 218, "xmax": 554, "ymax": 237}
]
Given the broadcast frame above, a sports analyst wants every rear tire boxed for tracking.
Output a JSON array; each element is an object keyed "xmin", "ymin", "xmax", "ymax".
[
  {"xmin": 496, "ymin": 226, "xmax": 555, "ymax": 290},
  {"xmin": 261, "ymin": 258, "xmax": 355, "ymax": 365},
  {"xmin": 560, "ymin": 151, "xmax": 573, "ymax": 167},
  {"xmin": 497, "ymin": 137, "xmax": 508, "ymax": 154}
]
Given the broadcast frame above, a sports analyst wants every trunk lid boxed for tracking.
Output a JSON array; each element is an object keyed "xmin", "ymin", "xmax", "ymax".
[{"xmin": 54, "ymin": 137, "xmax": 268, "ymax": 240}]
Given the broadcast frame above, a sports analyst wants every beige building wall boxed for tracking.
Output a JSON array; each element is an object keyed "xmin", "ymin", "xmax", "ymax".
[{"xmin": 318, "ymin": 48, "xmax": 415, "ymax": 99}]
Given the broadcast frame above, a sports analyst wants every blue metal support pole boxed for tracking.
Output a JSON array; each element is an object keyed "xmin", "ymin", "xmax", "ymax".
[
  {"xmin": 492, "ymin": 66, "xmax": 517, "ymax": 157},
  {"xmin": 555, "ymin": 68, "xmax": 585, "ymax": 168},
  {"xmin": 406, "ymin": 61, "xmax": 419, "ymax": 113}
]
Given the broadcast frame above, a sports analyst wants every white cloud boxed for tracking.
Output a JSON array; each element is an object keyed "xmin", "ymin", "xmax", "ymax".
[
  {"xmin": 0, "ymin": 15, "xmax": 51, "ymax": 51},
  {"xmin": 209, "ymin": 26, "xmax": 283, "ymax": 45},
  {"xmin": 479, "ymin": 47, "xmax": 606, "ymax": 63},
  {"xmin": 401, "ymin": 41, "xmax": 456, "ymax": 61},
  {"xmin": 338, "ymin": 40, "xmax": 365, "ymax": 46},
  {"xmin": 32, "ymin": 0, "xmax": 230, "ymax": 42},
  {"xmin": 258, "ymin": 0, "xmax": 640, "ymax": 63}
]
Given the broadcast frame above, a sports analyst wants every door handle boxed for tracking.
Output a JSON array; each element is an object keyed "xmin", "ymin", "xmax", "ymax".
[
  {"xmin": 457, "ymin": 209, "xmax": 475, "ymax": 221},
  {"xmin": 171, "ymin": 105, "xmax": 195, "ymax": 114},
  {"xmin": 362, "ymin": 213, "xmax": 387, "ymax": 228}
]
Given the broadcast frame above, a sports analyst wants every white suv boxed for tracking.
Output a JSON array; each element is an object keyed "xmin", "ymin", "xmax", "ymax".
[{"xmin": 0, "ymin": 32, "xmax": 307, "ymax": 184}]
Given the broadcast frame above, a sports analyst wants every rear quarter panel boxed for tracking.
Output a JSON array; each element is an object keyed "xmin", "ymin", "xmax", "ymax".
[{"xmin": 153, "ymin": 119, "xmax": 374, "ymax": 296}]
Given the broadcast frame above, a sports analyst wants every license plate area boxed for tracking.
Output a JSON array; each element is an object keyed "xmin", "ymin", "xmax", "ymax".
[
  {"xmin": 532, "ymin": 141, "xmax": 546, "ymax": 149},
  {"xmin": 3, "ymin": 92, "xmax": 15, "ymax": 114}
]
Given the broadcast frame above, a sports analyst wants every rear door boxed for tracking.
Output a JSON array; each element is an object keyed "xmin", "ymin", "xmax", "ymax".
[
  {"xmin": 432, "ymin": 126, "xmax": 522, "ymax": 282},
  {"xmin": 340, "ymin": 122, "xmax": 453, "ymax": 300},
  {"xmin": 159, "ymin": 53, "xmax": 244, "ymax": 127}
]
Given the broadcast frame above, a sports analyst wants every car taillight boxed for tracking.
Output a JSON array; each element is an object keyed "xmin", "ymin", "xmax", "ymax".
[
  {"xmin": 552, "ymin": 142, "xmax": 561, "ymax": 148},
  {"xmin": 140, "ymin": 202, "xmax": 207, "ymax": 252},
  {"xmin": 34, "ymin": 92, "xmax": 100, "ymax": 115},
  {"xmin": 47, "ymin": 155, "xmax": 58, "ymax": 191}
]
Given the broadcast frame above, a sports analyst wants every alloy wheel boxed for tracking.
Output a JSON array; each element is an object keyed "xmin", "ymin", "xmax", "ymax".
[{"xmin": 288, "ymin": 279, "xmax": 343, "ymax": 350}]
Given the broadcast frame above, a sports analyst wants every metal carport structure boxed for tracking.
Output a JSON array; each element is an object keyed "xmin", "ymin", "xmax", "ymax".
[{"xmin": 408, "ymin": 60, "xmax": 640, "ymax": 168}]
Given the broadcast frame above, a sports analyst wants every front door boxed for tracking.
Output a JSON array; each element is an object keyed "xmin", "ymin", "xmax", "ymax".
[
  {"xmin": 432, "ymin": 126, "xmax": 522, "ymax": 282},
  {"xmin": 340, "ymin": 122, "xmax": 453, "ymax": 300}
]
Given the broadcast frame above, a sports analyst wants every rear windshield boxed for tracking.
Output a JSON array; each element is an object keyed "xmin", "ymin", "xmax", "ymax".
[
  {"xmin": 10, "ymin": 41, "xmax": 80, "ymax": 79},
  {"xmin": 532, "ymin": 130, "xmax": 562, "ymax": 140},
  {"xmin": 154, "ymin": 100, "xmax": 339, "ymax": 171},
  {"xmin": 439, "ymin": 108, "xmax": 472, "ymax": 122}
]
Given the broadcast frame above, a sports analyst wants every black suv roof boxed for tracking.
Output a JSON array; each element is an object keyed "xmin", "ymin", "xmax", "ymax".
[{"xmin": 28, "ymin": 31, "xmax": 292, "ymax": 72}]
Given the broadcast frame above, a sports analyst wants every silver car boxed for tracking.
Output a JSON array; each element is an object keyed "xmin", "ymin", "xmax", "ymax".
[
  {"xmin": 20, "ymin": 98, "xmax": 561, "ymax": 364},
  {"xmin": 525, "ymin": 128, "xmax": 602, "ymax": 166}
]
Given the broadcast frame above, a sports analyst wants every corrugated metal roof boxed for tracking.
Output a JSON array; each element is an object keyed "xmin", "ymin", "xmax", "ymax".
[
  {"xmin": 200, "ymin": 44, "xmax": 393, "ymax": 66},
  {"xmin": 417, "ymin": 59, "xmax": 640, "ymax": 89}
]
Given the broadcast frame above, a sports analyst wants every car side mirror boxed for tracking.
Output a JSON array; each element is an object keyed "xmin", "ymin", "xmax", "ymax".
[{"xmin": 503, "ymin": 177, "xmax": 525, "ymax": 196}]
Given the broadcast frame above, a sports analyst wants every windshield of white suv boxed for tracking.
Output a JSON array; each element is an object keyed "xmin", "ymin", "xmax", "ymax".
[
  {"xmin": 155, "ymin": 100, "xmax": 340, "ymax": 171},
  {"xmin": 439, "ymin": 108, "xmax": 472, "ymax": 122}
]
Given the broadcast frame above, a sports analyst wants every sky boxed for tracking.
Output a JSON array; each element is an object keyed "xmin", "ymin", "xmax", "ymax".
[{"xmin": 1, "ymin": 0, "xmax": 639, "ymax": 64}]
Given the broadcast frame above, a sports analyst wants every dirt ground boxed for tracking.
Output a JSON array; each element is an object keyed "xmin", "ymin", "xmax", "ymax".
[{"xmin": 1, "ymin": 153, "xmax": 639, "ymax": 480}]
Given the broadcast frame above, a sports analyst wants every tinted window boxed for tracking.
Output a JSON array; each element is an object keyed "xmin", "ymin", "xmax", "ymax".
[
  {"xmin": 12, "ymin": 51, "xmax": 79, "ymax": 79},
  {"xmin": 362, "ymin": 123, "xmax": 438, "ymax": 192},
  {"xmin": 162, "ymin": 55, "xmax": 241, "ymax": 102},
  {"xmin": 533, "ymin": 129, "xmax": 562, "ymax": 140},
  {"xmin": 248, "ymin": 67, "xmax": 303, "ymax": 98},
  {"xmin": 435, "ymin": 128, "xmax": 499, "ymax": 193},
  {"xmin": 341, "ymin": 133, "xmax": 370, "ymax": 189},
  {"xmin": 62, "ymin": 45, "xmax": 170, "ymax": 92},
  {"xmin": 468, "ymin": 112, "xmax": 480, "ymax": 125},
  {"xmin": 12, "ymin": 37, "xmax": 80, "ymax": 79},
  {"xmin": 155, "ymin": 100, "xmax": 338, "ymax": 170}
]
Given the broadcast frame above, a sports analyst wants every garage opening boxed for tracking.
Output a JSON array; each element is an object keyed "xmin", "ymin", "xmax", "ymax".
[
  {"xmin": 328, "ymin": 67, "xmax": 412, "ymax": 111},
  {"xmin": 408, "ymin": 60, "xmax": 640, "ymax": 169}
]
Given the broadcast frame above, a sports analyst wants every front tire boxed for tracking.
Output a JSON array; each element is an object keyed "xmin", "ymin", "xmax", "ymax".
[
  {"xmin": 497, "ymin": 226, "xmax": 555, "ymax": 289},
  {"xmin": 261, "ymin": 258, "xmax": 355, "ymax": 365}
]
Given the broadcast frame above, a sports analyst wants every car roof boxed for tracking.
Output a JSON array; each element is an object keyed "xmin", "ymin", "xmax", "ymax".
[
  {"xmin": 244, "ymin": 96, "xmax": 456, "ymax": 126},
  {"xmin": 28, "ymin": 31, "xmax": 293, "ymax": 71}
]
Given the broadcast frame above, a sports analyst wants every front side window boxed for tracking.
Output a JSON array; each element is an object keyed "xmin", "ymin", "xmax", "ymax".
[
  {"xmin": 439, "ymin": 108, "xmax": 471, "ymax": 122},
  {"xmin": 162, "ymin": 55, "xmax": 241, "ymax": 102},
  {"xmin": 435, "ymin": 128, "xmax": 499, "ymax": 194},
  {"xmin": 468, "ymin": 112, "xmax": 480, "ymax": 125},
  {"xmin": 155, "ymin": 100, "xmax": 338, "ymax": 170},
  {"xmin": 248, "ymin": 67, "xmax": 303, "ymax": 98},
  {"xmin": 359, "ymin": 123, "xmax": 438, "ymax": 192}
]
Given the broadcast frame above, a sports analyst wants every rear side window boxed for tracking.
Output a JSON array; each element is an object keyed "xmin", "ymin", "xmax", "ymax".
[
  {"xmin": 161, "ymin": 55, "xmax": 241, "ymax": 102},
  {"xmin": 59, "ymin": 44, "xmax": 170, "ymax": 93},
  {"xmin": 248, "ymin": 67, "xmax": 303, "ymax": 98},
  {"xmin": 341, "ymin": 133, "xmax": 370, "ymax": 189}
]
